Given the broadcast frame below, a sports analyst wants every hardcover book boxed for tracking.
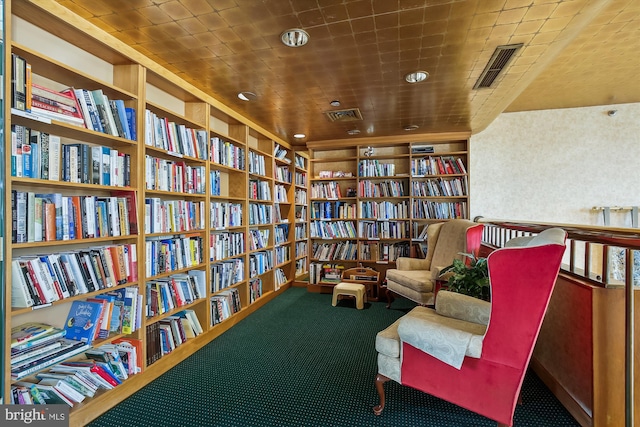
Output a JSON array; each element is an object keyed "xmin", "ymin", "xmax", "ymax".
[{"xmin": 63, "ymin": 300, "xmax": 104, "ymax": 344}]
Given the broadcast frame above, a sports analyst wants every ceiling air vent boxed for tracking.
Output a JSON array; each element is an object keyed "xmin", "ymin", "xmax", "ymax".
[
  {"xmin": 324, "ymin": 108, "xmax": 363, "ymax": 122},
  {"xmin": 473, "ymin": 43, "xmax": 523, "ymax": 89}
]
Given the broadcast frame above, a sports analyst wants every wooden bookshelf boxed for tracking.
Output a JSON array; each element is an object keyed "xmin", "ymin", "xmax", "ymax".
[
  {"xmin": 2, "ymin": 1, "xmax": 298, "ymax": 424},
  {"xmin": 293, "ymin": 151, "xmax": 310, "ymax": 285},
  {"xmin": 306, "ymin": 137, "xmax": 470, "ymax": 291}
]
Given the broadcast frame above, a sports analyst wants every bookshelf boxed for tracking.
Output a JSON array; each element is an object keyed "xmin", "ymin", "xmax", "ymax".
[
  {"xmin": 293, "ymin": 151, "xmax": 309, "ymax": 284},
  {"xmin": 3, "ymin": 1, "xmax": 298, "ymax": 424},
  {"xmin": 307, "ymin": 138, "xmax": 470, "ymax": 290}
]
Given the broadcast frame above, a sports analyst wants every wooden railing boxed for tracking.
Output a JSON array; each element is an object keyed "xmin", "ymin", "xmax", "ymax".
[{"xmin": 476, "ymin": 217, "xmax": 637, "ymax": 427}]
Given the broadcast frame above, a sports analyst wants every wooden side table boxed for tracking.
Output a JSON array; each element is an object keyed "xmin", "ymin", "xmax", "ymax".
[{"xmin": 341, "ymin": 266, "xmax": 381, "ymax": 302}]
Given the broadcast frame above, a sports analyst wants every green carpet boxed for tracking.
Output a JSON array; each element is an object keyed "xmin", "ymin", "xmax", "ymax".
[{"xmin": 89, "ymin": 287, "xmax": 580, "ymax": 427}]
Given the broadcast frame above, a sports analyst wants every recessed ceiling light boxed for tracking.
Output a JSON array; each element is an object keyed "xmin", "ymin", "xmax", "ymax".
[
  {"xmin": 405, "ymin": 71, "xmax": 429, "ymax": 83},
  {"xmin": 281, "ymin": 29, "xmax": 309, "ymax": 47},
  {"xmin": 238, "ymin": 91, "xmax": 257, "ymax": 101},
  {"xmin": 347, "ymin": 129, "xmax": 360, "ymax": 135},
  {"xmin": 294, "ymin": 133, "xmax": 306, "ymax": 139},
  {"xmin": 404, "ymin": 124, "xmax": 419, "ymax": 131},
  {"xmin": 330, "ymin": 100, "xmax": 341, "ymax": 107}
]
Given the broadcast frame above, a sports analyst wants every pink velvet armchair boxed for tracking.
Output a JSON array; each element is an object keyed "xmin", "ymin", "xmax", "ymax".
[{"xmin": 373, "ymin": 227, "xmax": 567, "ymax": 426}]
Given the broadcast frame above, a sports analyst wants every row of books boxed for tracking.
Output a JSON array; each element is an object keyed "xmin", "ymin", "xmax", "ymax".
[
  {"xmin": 295, "ymin": 170, "xmax": 307, "ymax": 186},
  {"xmin": 249, "ymin": 203, "xmax": 273, "ymax": 225},
  {"xmin": 11, "ymin": 125, "xmax": 132, "ymax": 186},
  {"xmin": 273, "ymin": 144, "xmax": 290, "ymax": 163},
  {"xmin": 311, "ymin": 181, "xmax": 342, "ymax": 199},
  {"xmin": 359, "ymin": 241, "xmax": 410, "ymax": 262},
  {"xmin": 249, "ymin": 179, "xmax": 271, "ymax": 201},
  {"xmin": 310, "ymin": 220, "xmax": 357, "ymax": 239},
  {"xmin": 358, "ymin": 159, "xmax": 397, "ymax": 177},
  {"xmin": 11, "ymin": 339, "xmax": 141, "ymax": 406},
  {"xmin": 310, "ymin": 201, "xmax": 357, "ymax": 220},
  {"xmin": 145, "ymin": 155, "xmax": 206, "ymax": 194},
  {"xmin": 249, "ymin": 251, "xmax": 274, "ymax": 276},
  {"xmin": 312, "ymin": 241, "xmax": 358, "ymax": 261},
  {"xmin": 210, "ymin": 137, "xmax": 245, "ymax": 170},
  {"xmin": 249, "ymin": 228, "xmax": 270, "ymax": 250},
  {"xmin": 411, "ymin": 155, "xmax": 467, "ymax": 176},
  {"xmin": 144, "ymin": 109, "xmax": 208, "ymax": 159},
  {"xmin": 211, "ymin": 258, "xmax": 245, "ymax": 292},
  {"xmin": 295, "ymin": 223, "xmax": 308, "ymax": 241},
  {"xmin": 294, "ymin": 153, "xmax": 306, "ymax": 169},
  {"xmin": 359, "ymin": 200, "xmax": 410, "ymax": 220},
  {"xmin": 210, "ymin": 288, "xmax": 241, "ymax": 325},
  {"xmin": 274, "ymin": 224, "xmax": 290, "ymax": 245},
  {"xmin": 358, "ymin": 220, "xmax": 410, "ymax": 240},
  {"xmin": 210, "ymin": 202, "xmax": 243, "ymax": 228},
  {"xmin": 274, "ymin": 246, "xmax": 290, "ymax": 265},
  {"xmin": 144, "ymin": 198, "xmax": 205, "ymax": 234},
  {"xmin": 146, "ymin": 310, "xmax": 203, "ymax": 365},
  {"xmin": 145, "ymin": 235, "xmax": 204, "ymax": 278},
  {"xmin": 275, "ymin": 165, "xmax": 292, "ymax": 183},
  {"xmin": 296, "ymin": 188, "xmax": 308, "ymax": 208},
  {"xmin": 248, "ymin": 150, "xmax": 267, "ymax": 176},
  {"xmin": 12, "ymin": 190, "xmax": 138, "ymax": 244},
  {"xmin": 411, "ymin": 177, "xmax": 469, "ymax": 197},
  {"xmin": 309, "ymin": 262, "xmax": 344, "ymax": 285},
  {"xmin": 11, "ymin": 243, "xmax": 137, "ymax": 308},
  {"xmin": 274, "ymin": 268, "xmax": 288, "ymax": 290},
  {"xmin": 412, "ymin": 201, "xmax": 469, "ymax": 220},
  {"xmin": 249, "ymin": 278, "xmax": 263, "ymax": 303},
  {"xmin": 11, "ymin": 54, "xmax": 137, "ymax": 139},
  {"xmin": 210, "ymin": 170, "xmax": 221, "ymax": 196},
  {"xmin": 273, "ymin": 203, "xmax": 286, "ymax": 223},
  {"xmin": 210, "ymin": 231, "xmax": 245, "ymax": 261},
  {"xmin": 10, "ymin": 315, "xmax": 141, "ymax": 382},
  {"xmin": 146, "ymin": 270, "xmax": 206, "ymax": 317},
  {"xmin": 296, "ymin": 258, "xmax": 308, "ymax": 275},
  {"xmin": 295, "ymin": 206, "xmax": 307, "ymax": 222},
  {"xmin": 359, "ymin": 179, "xmax": 407, "ymax": 198},
  {"xmin": 274, "ymin": 184, "xmax": 289, "ymax": 203},
  {"xmin": 296, "ymin": 241, "xmax": 308, "ymax": 257}
]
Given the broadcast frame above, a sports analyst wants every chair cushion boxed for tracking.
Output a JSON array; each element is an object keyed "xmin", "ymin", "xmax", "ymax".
[
  {"xmin": 435, "ymin": 291, "xmax": 491, "ymax": 326},
  {"xmin": 398, "ymin": 306, "xmax": 487, "ymax": 369},
  {"xmin": 375, "ymin": 317, "xmax": 402, "ymax": 358},
  {"xmin": 386, "ymin": 269, "xmax": 434, "ymax": 293}
]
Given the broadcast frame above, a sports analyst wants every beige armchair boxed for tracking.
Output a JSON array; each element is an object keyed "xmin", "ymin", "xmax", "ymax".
[{"xmin": 385, "ymin": 219, "xmax": 484, "ymax": 307}]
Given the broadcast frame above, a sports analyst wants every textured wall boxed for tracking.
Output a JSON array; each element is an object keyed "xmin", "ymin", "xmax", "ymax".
[{"xmin": 470, "ymin": 103, "xmax": 640, "ymax": 227}]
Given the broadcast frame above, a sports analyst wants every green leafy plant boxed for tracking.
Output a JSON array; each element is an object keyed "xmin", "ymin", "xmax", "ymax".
[{"xmin": 440, "ymin": 253, "xmax": 490, "ymax": 301}]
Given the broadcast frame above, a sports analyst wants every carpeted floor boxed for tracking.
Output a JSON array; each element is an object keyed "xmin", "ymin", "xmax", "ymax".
[{"xmin": 89, "ymin": 287, "xmax": 580, "ymax": 427}]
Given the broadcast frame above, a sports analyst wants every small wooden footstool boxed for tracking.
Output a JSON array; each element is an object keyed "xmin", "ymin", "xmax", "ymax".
[{"xmin": 332, "ymin": 282, "xmax": 366, "ymax": 309}]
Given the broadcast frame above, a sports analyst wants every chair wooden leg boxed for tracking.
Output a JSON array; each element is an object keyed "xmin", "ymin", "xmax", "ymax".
[
  {"xmin": 385, "ymin": 288, "xmax": 395, "ymax": 309},
  {"xmin": 373, "ymin": 373, "xmax": 390, "ymax": 415}
]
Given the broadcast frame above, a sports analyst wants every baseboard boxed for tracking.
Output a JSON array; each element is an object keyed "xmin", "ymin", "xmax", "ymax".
[{"xmin": 530, "ymin": 358, "xmax": 593, "ymax": 427}]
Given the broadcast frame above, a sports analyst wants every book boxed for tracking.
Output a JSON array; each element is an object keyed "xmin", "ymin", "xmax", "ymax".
[
  {"xmin": 11, "ymin": 53, "xmax": 27, "ymax": 111},
  {"xmin": 62, "ymin": 300, "xmax": 104, "ymax": 344},
  {"xmin": 10, "ymin": 322, "xmax": 56, "ymax": 348},
  {"xmin": 11, "ymin": 338, "xmax": 89, "ymax": 380}
]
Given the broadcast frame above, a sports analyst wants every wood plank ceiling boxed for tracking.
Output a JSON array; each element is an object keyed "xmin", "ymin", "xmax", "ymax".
[{"xmin": 52, "ymin": 0, "xmax": 639, "ymax": 146}]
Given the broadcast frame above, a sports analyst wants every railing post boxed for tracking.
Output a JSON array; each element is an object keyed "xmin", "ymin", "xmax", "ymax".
[{"xmin": 625, "ymin": 250, "xmax": 634, "ymax": 427}]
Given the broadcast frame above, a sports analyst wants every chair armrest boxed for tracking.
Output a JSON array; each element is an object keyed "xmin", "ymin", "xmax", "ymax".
[
  {"xmin": 435, "ymin": 291, "xmax": 491, "ymax": 326},
  {"xmin": 396, "ymin": 257, "xmax": 429, "ymax": 271}
]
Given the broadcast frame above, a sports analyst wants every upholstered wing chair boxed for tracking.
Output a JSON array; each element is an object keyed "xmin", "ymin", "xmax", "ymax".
[
  {"xmin": 385, "ymin": 219, "xmax": 484, "ymax": 307},
  {"xmin": 374, "ymin": 227, "xmax": 567, "ymax": 427}
]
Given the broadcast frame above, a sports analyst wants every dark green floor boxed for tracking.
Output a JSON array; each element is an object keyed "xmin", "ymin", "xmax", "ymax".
[{"xmin": 89, "ymin": 287, "xmax": 580, "ymax": 427}]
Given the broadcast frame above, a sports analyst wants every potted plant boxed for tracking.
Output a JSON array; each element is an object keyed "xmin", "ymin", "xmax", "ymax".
[{"xmin": 440, "ymin": 253, "xmax": 490, "ymax": 301}]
